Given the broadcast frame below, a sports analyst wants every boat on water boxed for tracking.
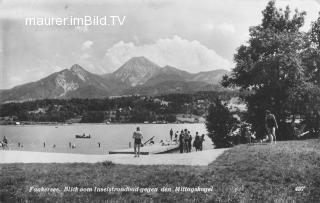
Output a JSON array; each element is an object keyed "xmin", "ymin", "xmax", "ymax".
[{"xmin": 75, "ymin": 134, "xmax": 91, "ymax": 139}]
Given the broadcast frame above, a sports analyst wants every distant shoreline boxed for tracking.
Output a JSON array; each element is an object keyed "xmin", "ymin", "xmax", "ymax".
[{"xmin": 0, "ymin": 122, "xmax": 204, "ymax": 126}]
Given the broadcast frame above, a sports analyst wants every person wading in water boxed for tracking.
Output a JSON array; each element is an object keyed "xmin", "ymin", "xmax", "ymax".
[
  {"xmin": 132, "ymin": 127, "xmax": 143, "ymax": 157},
  {"xmin": 265, "ymin": 110, "xmax": 278, "ymax": 143}
]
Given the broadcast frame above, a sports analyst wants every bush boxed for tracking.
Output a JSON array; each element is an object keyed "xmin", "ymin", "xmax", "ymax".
[{"xmin": 206, "ymin": 98, "xmax": 238, "ymax": 148}]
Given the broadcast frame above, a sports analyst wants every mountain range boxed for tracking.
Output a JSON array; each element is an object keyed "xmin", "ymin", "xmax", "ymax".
[{"xmin": 0, "ymin": 56, "xmax": 229, "ymax": 103}]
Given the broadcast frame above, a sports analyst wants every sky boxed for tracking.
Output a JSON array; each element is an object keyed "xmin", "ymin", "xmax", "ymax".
[{"xmin": 0, "ymin": 0, "xmax": 319, "ymax": 89}]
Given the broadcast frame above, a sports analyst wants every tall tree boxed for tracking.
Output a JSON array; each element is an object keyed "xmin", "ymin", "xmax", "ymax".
[{"xmin": 222, "ymin": 1, "xmax": 308, "ymax": 140}]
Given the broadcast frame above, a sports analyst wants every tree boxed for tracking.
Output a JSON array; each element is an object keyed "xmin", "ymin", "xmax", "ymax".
[
  {"xmin": 165, "ymin": 114, "xmax": 176, "ymax": 123},
  {"xmin": 206, "ymin": 98, "xmax": 237, "ymax": 148},
  {"xmin": 81, "ymin": 111, "xmax": 105, "ymax": 123},
  {"xmin": 222, "ymin": 1, "xmax": 310, "ymax": 140}
]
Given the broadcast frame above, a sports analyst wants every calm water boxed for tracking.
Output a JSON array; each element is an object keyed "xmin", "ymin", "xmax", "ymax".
[{"xmin": 0, "ymin": 124, "xmax": 212, "ymax": 154}]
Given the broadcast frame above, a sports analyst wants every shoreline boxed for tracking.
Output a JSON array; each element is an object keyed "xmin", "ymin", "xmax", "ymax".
[
  {"xmin": 0, "ymin": 148, "xmax": 227, "ymax": 165},
  {"xmin": 0, "ymin": 122, "xmax": 204, "ymax": 126}
]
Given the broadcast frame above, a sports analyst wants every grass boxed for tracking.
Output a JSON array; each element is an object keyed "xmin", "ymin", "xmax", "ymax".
[{"xmin": 1, "ymin": 139, "xmax": 320, "ymax": 202}]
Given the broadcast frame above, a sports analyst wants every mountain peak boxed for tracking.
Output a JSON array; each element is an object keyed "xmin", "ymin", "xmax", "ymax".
[
  {"xmin": 124, "ymin": 56, "xmax": 159, "ymax": 67},
  {"xmin": 130, "ymin": 56, "xmax": 149, "ymax": 61},
  {"xmin": 113, "ymin": 56, "xmax": 161, "ymax": 86},
  {"xmin": 163, "ymin": 65, "xmax": 179, "ymax": 71},
  {"xmin": 69, "ymin": 64, "xmax": 88, "ymax": 81},
  {"xmin": 70, "ymin": 64, "xmax": 85, "ymax": 72}
]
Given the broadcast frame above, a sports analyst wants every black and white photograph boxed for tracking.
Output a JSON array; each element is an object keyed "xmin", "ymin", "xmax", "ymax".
[{"xmin": 0, "ymin": 0, "xmax": 320, "ymax": 202}]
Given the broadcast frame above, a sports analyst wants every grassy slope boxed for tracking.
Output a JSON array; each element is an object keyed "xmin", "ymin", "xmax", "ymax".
[{"xmin": 1, "ymin": 140, "xmax": 320, "ymax": 202}]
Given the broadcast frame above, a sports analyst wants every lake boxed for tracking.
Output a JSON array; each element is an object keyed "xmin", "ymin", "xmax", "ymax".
[{"xmin": 0, "ymin": 123, "xmax": 213, "ymax": 154}]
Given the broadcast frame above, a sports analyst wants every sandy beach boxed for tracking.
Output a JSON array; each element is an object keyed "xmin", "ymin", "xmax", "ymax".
[{"xmin": 0, "ymin": 148, "xmax": 227, "ymax": 166}]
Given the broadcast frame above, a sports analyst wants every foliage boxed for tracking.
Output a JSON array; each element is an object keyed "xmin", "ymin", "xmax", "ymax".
[
  {"xmin": 206, "ymin": 98, "xmax": 238, "ymax": 148},
  {"xmin": 81, "ymin": 111, "xmax": 105, "ymax": 123},
  {"xmin": 0, "ymin": 91, "xmax": 238, "ymax": 123},
  {"xmin": 222, "ymin": 1, "xmax": 320, "ymax": 139}
]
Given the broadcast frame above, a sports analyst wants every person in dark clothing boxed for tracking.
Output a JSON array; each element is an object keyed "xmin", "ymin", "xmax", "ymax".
[
  {"xmin": 179, "ymin": 130, "xmax": 184, "ymax": 153},
  {"xmin": 170, "ymin": 129, "xmax": 173, "ymax": 140},
  {"xmin": 265, "ymin": 110, "xmax": 278, "ymax": 143},
  {"xmin": 187, "ymin": 131, "xmax": 192, "ymax": 152},
  {"xmin": 193, "ymin": 132, "xmax": 200, "ymax": 151},
  {"xmin": 183, "ymin": 129, "xmax": 189, "ymax": 152}
]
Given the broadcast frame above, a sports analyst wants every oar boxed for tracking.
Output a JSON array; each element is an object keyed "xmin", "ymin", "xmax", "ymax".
[{"xmin": 143, "ymin": 136, "xmax": 155, "ymax": 145}]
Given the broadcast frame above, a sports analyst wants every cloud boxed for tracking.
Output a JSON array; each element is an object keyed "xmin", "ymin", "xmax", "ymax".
[
  {"xmin": 104, "ymin": 35, "xmax": 232, "ymax": 73},
  {"xmin": 0, "ymin": 8, "xmax": 54, "ymax": 20},
  {"xmin": 81, "ymin": 40, "xmax": 93, "ymax": 50},
  {"xmin": 203, "ymin": 22, "xmax": 236, "ymax": 34}
]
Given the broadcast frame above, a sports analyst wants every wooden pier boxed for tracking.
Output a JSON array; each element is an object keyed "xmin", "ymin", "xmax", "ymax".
[{"xmin": 109, "ymin": 143, "xmax": 179, "ymax": 155}]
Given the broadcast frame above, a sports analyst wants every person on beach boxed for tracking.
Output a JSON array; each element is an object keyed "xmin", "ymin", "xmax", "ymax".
[
  {"xmin": 132, "ymin": 127, "xmax": 143, "ymax": 157},
  {"xmin": 1, "ymin": 136, "xmax": 8, "ymax": 149},
  {"xmin": 193, "ymin": 132, "xmax": 200, "ymax": 151},
  {"xmin": 200, "ymin": 134, "xmax": 205, "ymax": 151},
  {"xmin": 98, "ymin": 142, "xmax": 101, "ymax": 148},
  {"xmin": 43, "ymin": 142, "xmax": 45, "ymax": 148},
  {"xmin": 183, "ymin": 129, "xmax": 189, "ymax": 153},
  {"xmin": 69, "ymin": 142, "xmax": 71, "ymax": 148},
  {"xmin": 170, "ymin": 129, "xmax": 173, "ymax": 141},
  {"xmin": 174, "ymin": 131, "xmax": 179, "ymax": 143},
  {"xmin": 179, "ymin": 130, "xmax": 184, "ymax": 153},
  {"xmin": 2, "ymin": 136, "xmax": 8, "ymax": 145},
  {"xmin": 265, "ymin": 110, "xmax": 278, "ymax": 143},
  {"xmin": 188, "ymin": 131, "xmax": 192, "ymax": 152}
]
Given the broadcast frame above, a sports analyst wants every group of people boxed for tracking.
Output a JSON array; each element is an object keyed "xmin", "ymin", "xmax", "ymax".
[
  {"xmin": 1, "ymin": 138, "xmax": 103, "ymax": 151},
  {"xmin": 0, "ymin": 136, "xmax": 8, "ymax": 149},
  {"xmin": 175, "ymin": 129, "xmax": 205, "ymax": 153},
  {"xmin": 132, "ymin": 127, "xmax": 206, "ymax": 157},
  {"xmin": 229, "ymin": 109, "xmax": 278, "ymax": 145}
]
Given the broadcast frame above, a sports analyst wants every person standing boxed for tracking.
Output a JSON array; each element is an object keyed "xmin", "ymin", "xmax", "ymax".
[
  {"xmin": 174, "ymin": 131, "xmax": 179, "ymax": 143},
  {"xmin": 170, "ymin": 129, "xmax": 173, "ymax": 141},
  {"xmin": 132, "ymin": 127, "xmax": 143, "ymax": 157},
  {"xmin": 200, "ymin": 134, "xmax": 205, "ymax": 151},
  {"xmin": 179, "ymin": 130, "xmax": 184, "ymax": 153},
  {"xmin": 183, "ymin": 129, "xmax": 189, "ymax": 153},
  {"xmin": 193, "ymin": 132, "xmax": 200, "ymax": 151},
  {"xmin": 187, "ymin": 131, "xmax": 192, "ymax": 152},
  {"xmin": 265, "ymin": 110, "xmax": 278, "ymax": 143}
]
